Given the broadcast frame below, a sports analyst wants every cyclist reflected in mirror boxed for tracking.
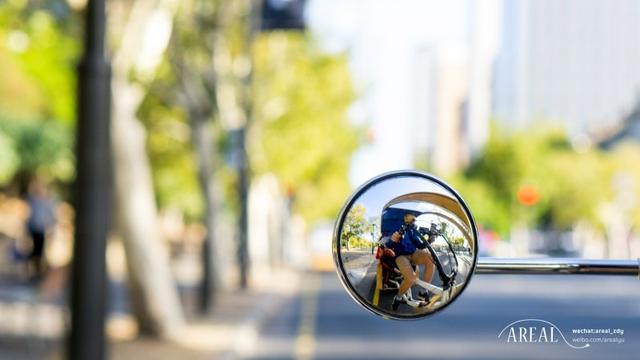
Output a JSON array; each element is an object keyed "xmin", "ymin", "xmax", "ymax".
[
  {"xmin": 382, "ymin": 214, "xmax": 438, "ymax": 311},
  {"xmin": 335, "ymin": 171, "xmax": 477, "ymax": 319}
]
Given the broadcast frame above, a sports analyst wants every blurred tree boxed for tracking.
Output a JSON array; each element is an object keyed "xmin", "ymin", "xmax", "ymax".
[
  {"xmin": 601, "ymin": 142, "xmax": 640, "ymax": 256},
  {"xmin": 0, "ymin": 119, "xmax": 73, "ymax": 190},
  {"xmin": 144, "ymin": 1, "xmax": 262, "ymax": 310},
  {"xmin": 609, "ymin": 142, "xmax": 640, "ymax": 230},
  {"xmin": 160, "ymin": 0, "xmax": 235, "ymax": 312},
  {"xmin": 458, "ymin": 123, "xmax": 612, "ymax": 236},
  {"xmin": 0, "ymin": 0, "xmax": 79, "ymax": 124},
  {"xmin": 341, "ymin": 204, "xmax": 371, "ymax": 250},
  {"xmin": 137, "ymin": 88, "xmax": 203, "ymax": 220},
  {"xmin": 142, "ymin": 0, "xmax": 360, "ymax": 299},
  {"xmin": 0, "ymin": 0, "xmax": 78, "ymax": 190},
  {"xmin": 251, "ymin": 33, "xmax": 361, "ymax": 224},
  {"xmin": 0, "ymin": 129, "xmax": 19, "ymax": 186},
  {"xmin": 450, "ymin": 176, "xmax": 511, "ymax": 237},
  {"xmin": 108, "ymin": 0, "xmax": 184, "ymax": 338},
  {"xmin": 541, "ymin": 149, "xmax": 610, "ymax": 230}
]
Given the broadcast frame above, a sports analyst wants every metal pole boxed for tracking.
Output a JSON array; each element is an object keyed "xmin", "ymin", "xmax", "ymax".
[
  {"xmin": 237, "ymin": 127, "xmax": 249, "ymax": 288},
  {"xmin": 371, "ymin": 224, "xmax": 377, "ymax": 255},
  {"xmin": 236, "ymin": 0, "xmax": 261, "ymax": 290},
  {"xmin": 476, "ymin": 258, "xmax": 640, "ymax": 277},
  {"xmin": 68, "ymin": 0, "xmax": 111, "ymax": 358}
]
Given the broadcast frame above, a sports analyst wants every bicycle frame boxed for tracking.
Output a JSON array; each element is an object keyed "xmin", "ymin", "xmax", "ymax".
[{"xmin": 409, "ymin": 230, "xmax": 461, "ymax": 306}]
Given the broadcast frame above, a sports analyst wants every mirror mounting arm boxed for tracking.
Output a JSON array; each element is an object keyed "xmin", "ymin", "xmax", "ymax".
[{"xmin": 476, "ymin": 258, "xmax": 640, "ymax": 278}]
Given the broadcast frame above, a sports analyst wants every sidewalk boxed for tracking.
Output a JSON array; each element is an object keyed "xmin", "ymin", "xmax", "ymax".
[
  {"xmin": 111, "ymin": 268, "xmax": 300, "ymax": 360},
  {"xmin": 0, "ymin": 268, "xmax": 300, "ymax": 360}
]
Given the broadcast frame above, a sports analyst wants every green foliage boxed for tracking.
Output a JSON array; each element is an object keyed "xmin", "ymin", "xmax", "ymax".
[
  {"xmin": 449, "ymin": 176, "xmax": 511, "ymax": 236},
  {"xmin": 455, "ymin": 122, "xmax": 638, "ymax": 236},
  {"xmin": 607, "ymin": 142, "xmax": 640, "ymax": 230},
  {"xmin": 137, "ymin": 64, "xmax": 205, "ymax": 220},
  {"xmin": 0, "ymin": 129, "xmax": 19, "ymax": 185},
  {"xmin": 541, "ymin": 150, "xmax": 609, "ymax": 230},
  {"xmin": 340, "ymin": 204, "xmax": 372, "ymax": 248},
  {"xmin": 0, "ymin": 1, "xmax": 78, "ymax": 189},
  {"xmin": 135, "ymin": 0, "xmax": 237, "ymax": 221},
  {"xmin": 448, "ymin": 236, "xmax": 465, "ymax": 247},
  {"xmin": 0, "ymin": 0, "xmax": 79, "ymax": 125},
  {"xmin": 348, "ymin": 236, "xmax": 372, "ymax": 249},
  {"xmin": 0, "ymin": 118, "xmax": 74, "ymax": 183},
  {"xmin": 252, "ymin": 33, "xmax": 361, "ymax": 224}
]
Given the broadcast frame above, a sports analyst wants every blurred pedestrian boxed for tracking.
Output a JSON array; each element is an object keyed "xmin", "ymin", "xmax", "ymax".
[{"xmin": 26, "ymin": 179, "xmax": 56, "ymax": 278}]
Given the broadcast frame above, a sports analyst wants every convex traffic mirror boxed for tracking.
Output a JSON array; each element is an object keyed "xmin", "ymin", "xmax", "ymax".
[{"xmin": 333, "ymin": 171, "xmax": 478, "ymax": 319}]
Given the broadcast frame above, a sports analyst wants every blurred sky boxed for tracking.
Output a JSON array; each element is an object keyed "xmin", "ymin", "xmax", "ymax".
[{"xmin": 307, "ymin": 0, "xmax": 501, "ymax": 187}]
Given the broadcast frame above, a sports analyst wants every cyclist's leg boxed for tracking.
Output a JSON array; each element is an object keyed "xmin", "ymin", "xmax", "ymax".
[
  {"xmin": 412, "ymin": 250, "xmax": 435, "ymax": 283},
  {"xmin": 395, "ymin": 255, "xmax": 416, "ymax": 296}
]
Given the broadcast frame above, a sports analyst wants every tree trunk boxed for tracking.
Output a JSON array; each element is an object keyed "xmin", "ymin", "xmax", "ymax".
[
  {"xmin": 189, "ymin": 110, "xmax": 219, "ymax": 313},
  {"xmin": 111, "ymin": 78, "xmax": 185, "ymax": 338},
  {"xmin": 106, "ymin": 0, "xmax": 184, "ymax": 338}
]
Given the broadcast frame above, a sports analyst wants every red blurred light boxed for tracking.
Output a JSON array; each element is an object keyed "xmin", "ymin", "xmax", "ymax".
[{"xmin": 517, "ymin": 185, "xmax": 539, "ymax": 206}]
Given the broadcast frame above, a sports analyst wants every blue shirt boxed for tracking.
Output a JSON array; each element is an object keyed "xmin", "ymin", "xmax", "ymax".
[{"xmin": 384, "ymin": 231, "xmax": 417, "ymax": 256}]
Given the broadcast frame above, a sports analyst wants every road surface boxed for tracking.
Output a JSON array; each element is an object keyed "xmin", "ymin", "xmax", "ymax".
[{"xmin": 248, "ymin": 272, "xmax": 640, "ymax": 360}]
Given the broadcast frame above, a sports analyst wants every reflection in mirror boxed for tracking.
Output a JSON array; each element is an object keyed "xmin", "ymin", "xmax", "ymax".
[{"xmin": 334, "ymin": 171, "xmax": 477, "ymax": 319}]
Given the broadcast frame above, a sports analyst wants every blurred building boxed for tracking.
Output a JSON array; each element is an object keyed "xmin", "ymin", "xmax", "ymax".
[
  {"xmin": 410, "ymin": 46, "xmax": 469, "ymax": 176},
  {"xmin": 493, "ymin": 0, "xmax": 640, "ymax": 134},
  {"xmin": 431, "ymin": 55, "xmax": 469, "ymax": 175},
  {"xmin": 410, "ymin": 46, "xmax": 437, "ymax": 170},
  {"xmin": 410, "ymin": 1, "xmax": 501, "ymax": 175},
  {"xmin": 596, "ymin": 97, "xmax": 640, "ymax": 149}
]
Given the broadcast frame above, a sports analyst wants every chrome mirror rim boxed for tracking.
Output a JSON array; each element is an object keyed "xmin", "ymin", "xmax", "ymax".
[{"xmin": 332, "ymin": 170, "xmax": 480, "ymax": 320}]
